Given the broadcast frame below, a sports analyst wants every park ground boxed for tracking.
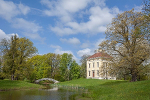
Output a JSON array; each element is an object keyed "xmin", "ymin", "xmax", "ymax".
[
  {"xmin": 0, "ymin": 79, "xmax": 150, "ymax": 100},
  {"xmin": 58, "ymin": 78, "xmax": 150, "ymax": 100},
  {"xmin": 0, "ymin": 79, "xmax": 43, "ymax": 91}
]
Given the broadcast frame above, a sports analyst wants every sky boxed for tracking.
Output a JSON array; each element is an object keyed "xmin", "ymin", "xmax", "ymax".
[{"xmin": 0, "ymin": 0, "xmax": 143, "ymax": 63}]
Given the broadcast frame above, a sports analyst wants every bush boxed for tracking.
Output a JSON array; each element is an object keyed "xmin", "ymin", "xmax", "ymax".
[{"xmin": 0, "ymin": 73, "xmax": 5, "ymax": 80}]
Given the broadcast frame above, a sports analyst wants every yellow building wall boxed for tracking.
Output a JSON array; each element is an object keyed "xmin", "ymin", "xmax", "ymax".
[
  {"xmin": 87, "ymin": 58, "xmax": 103, "ymax": 79},
  {"xmin": 86, "ymin": 58, "xmax": 116, "ymax": 80}
]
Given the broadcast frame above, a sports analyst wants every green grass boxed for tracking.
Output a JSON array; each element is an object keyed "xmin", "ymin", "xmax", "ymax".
[
  {"xmin": 58, "ymin": 78, "xmax": 150, "ymax": 100},
  {"xmin": 0, "ymin": 80, "xmax": 42, "ymax": 91}
]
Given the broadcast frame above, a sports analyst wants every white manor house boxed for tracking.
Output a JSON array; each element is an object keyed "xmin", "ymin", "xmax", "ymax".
[{"xmin": 86, "ymin": 49, "xmax": 116, "ymax": 80}]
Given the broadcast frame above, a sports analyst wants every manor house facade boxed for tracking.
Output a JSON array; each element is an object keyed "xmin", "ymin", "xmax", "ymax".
[{"xmin": 86, "ymin": 49, "xmax": 116, "ymax": 80}]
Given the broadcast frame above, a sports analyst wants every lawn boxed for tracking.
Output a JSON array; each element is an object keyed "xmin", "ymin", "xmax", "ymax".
[
  {"xmin": 0, "ymin": 80, "xmax": 42, "ymax": 91},
  {"xmin": 58, "ymin": 78, "xmax": 150, "ymax": 100}
]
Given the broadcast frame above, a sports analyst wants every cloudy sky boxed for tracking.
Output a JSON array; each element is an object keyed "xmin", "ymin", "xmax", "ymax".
[{"xmin": 0, "ymin": 0, "xmax": 143, "ymax": 63}]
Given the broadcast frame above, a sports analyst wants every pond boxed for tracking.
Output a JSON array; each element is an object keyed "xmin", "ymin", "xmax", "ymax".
[{"xmin": 0, "ymin": 87, "xmax": 80, "ymax": 100}]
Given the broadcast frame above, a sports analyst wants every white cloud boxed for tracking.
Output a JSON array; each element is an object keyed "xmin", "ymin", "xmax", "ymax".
[
  {"xmin": 24, "ymin": 33, "xmax": 45, "ymax": 42},
  {"xmin": 77, "ymin": 38, "xmax": 105, "ymax": 57},
  {"xmin": 50, "ymin": 45, "xmax": 62, "ymax": 49},
  {"xmin": 0, "ymin": 0, "xmax": 20, "ymax": 21},
  {"xmin": 61, "ymin": 0, "xmax": 91, "ymax": 13},
  {"xmin": 71, "ymin": 6, "xmax": 114, "ymax": 33},
  {"xmin": 47, "ymin": 0, "xmax": 121, "ymax": 36},
  {"xmin": 12, "ymin": 18, "xmax": 42, "ymax": 33},
  {"xmin": 134, "ymin": 5, "xmax": 143, "ymax": 12},
  {"xmin": 94, "ymin": 38, "xmax": 105, "ymax": 49},
  {"xmin": 80, "ymin": 42, "xmax": 90, "ymax": 48},
  {"xmin": 50, "ymin": 26, "xmax": 75, "ymax": 36},
  {"xmin": 18, "ymin": 3, "xmax": 30, "ymax": 15},
  {"xmin": 0, "ymin": 0, "xmax": 43, "ymax": 41},
  {"xmin": 0, "ymin": 29, "xmax": 18, "ymax": 40},
  {"xmin": 11, "ymin": 18, "xmax": 43, "ymax": 40},
  {"xmin": 77, "ymin": 48, "xmax": 93, "ymax": 57},
  {"xmin": 55, "ymin": 48, "xmax": 73, "ymax": 55},
  {"xmin": 93, "ymin": 0, "xmax": 106, "ymax": 6},
  {"xmin": 41, "ymin": 0, "xmax": 91, "ymax": 22},
  {"xmin": 60, "ymin": 37, "xmax": 80, "ymax": 45},
  {"xmin": 0, "ymin": 0, "xmax": 30, "ymax": 21},
  {"xmin": 54, "ymin": 48, "xmax": 78, "ymax": 61}
]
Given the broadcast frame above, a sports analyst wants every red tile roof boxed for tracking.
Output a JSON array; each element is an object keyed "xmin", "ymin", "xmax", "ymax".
[{"xmin": 87, "ymin": 52, "xmax": 112, "ymax": 59}]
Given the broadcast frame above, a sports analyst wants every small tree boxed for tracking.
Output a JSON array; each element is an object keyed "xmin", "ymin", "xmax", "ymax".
[
  {"xmin": 70, "ymin": 60, "xmax": 80, "ymax": 80},
  {"xmin": 59, "ymin": 53, "xmax": 73, "ymax": 81},
  {"xmin": 80, "ymin": 55, "xmax": 90, "ymax": 78}
]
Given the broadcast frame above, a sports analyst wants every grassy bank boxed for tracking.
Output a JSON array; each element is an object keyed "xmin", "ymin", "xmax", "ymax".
[
  {"xmin": 58, "ymin": 78, "xmax": 150, "ymax": 100},
  {"xmin": 0, "ymin": 80, "xmax": 43, "ymax": 91}
]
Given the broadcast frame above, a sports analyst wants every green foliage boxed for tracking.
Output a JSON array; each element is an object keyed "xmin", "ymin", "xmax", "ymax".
[
  {"xmin": 39, "ymin": 80, "xmax": 54, "ymax": 85},
  {"xmin": 4, "ymin": 35, "xmax": 19, "ymax": 80},
  {"xmin": 70, "ymin": 60, "xmax": 81, "ymax": 79},
  {"xmin": 0, "ymin": 35, "xmax": 81, "ymax": 82},
  {"xmin": 44, "ymin": 53, "xmax": 61, "ymax": 79},
  {"xmin": 143, "ymin": 0, "xmax": 150, "ymax": 42},
  {"xmin": 0, "ymin": 72, "xmax": 5, "ymax": 80},
  {"xmin": 26, "ymin": 53, "xmax": 62, "ymax": 82},
  {"xmin": 80, "ymin": 55, "xmax": 90, "ymax": 78},
  {"xmin": 99, "ymin": 9, "xmax": 150, "ymax": 81},
  {"xmin": 0, "ymin": 57, "xmax": 4, "ymax": 79},
  {"xmin": 59, "ymin": 53, "xmax": 73, "ymax": 81},
  {"xmin": 0, "ymin": 35, "xmax": 37, "ymax": 80},
  {"xmin": 27, "ymin": 55, "xmax": 49, "ymax": 81},
  {"xmin": 27, "ymin": 53, "xmax": 81, "ymax": 82}
]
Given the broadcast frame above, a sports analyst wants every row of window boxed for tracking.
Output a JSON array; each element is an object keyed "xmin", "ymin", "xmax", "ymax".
[
  {"xmin": 88, "ymin": 70, "xmax": 99, "ymax": 76},
  {"xmin": 89, "ymin": 62, "xmax": 99, "ymax": 68},
  {"xmin": 89, "ymin": 62, "xmax": 110, "ymax": 68}
]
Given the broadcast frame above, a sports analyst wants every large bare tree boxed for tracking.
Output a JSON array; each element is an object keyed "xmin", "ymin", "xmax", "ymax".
[{"xmin": 99, "ymin": 9, "xmax": 150, "ymax": 81}]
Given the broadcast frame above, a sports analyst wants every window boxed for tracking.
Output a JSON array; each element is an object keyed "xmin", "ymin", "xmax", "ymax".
[
  {"xmin": 93, "ymin": 62, "xmax": 94, "ymax": 68},
  {"xmin": 89, "ymin": 71, "xmax": 90, "ymax": 76},
  {"xmin": 92, "ymin": 70, "xmax": 95, "ymax": 77},
  {"xmin": 97, "ymin": 70, "xmax": 99, "ymax": 76},
  {"xmin": 89, "ymin": 63, "xmax": 90, "ymax": 68},
  {"xmin": 97, "ymin": 62, "xmax": 99, "ymax": 67},
  {"xmin": 103, "ymin": 62, "xmax": 107, "ymax": 68}
]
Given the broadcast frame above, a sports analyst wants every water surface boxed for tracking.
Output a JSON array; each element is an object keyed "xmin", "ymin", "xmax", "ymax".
[{"xmin": 0, "ymin": 88, "xmax": 76, "ymax": 100}]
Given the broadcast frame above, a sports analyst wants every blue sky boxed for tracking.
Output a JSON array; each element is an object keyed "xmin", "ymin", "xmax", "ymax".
[{"xmin": 0, "ymin": 0, "xmax": 143, "ymax": 63}]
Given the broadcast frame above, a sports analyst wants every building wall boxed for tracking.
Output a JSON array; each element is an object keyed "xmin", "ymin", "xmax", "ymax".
[
  {"xmin": 86, "ymin": 58, "xmax": 116, "ymax": 80},
  {"xmin": 87, "ymin": 58, "xmax": 103, "ymax": 79}
]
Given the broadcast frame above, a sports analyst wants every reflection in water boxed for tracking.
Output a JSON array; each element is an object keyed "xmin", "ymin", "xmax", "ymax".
[{"xmin": 0, "ymin": 88, "xmax": 76, "ymax": 100}]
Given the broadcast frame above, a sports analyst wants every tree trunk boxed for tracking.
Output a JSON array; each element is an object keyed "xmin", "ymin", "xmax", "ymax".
[
  {"xmin": 123, "ymin": 74, "xmax": 126, "ymax": 80},
  {"xmin": 131, "ymin": 73, "xmax": 137, "ymax": 82},
  {"xmin": 11, "ymin": 74, "xmax": 14, "ymax": 80}
]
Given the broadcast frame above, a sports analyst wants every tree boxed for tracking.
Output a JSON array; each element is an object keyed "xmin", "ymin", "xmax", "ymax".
[
  {"xmin": 0, "ymin": 55, "xmax": 4, "ymax": 79},
  {"xmin": 99, "ymin": 9, "xmax": 150, "ymax": 81},
  {"xmin": 143, "ymin": 0, "xmax": 150, "ymax": 13},
  {"xmin": 143, "ymin": 0, "xmax": 150, "ymax": 36},
  {"xmin": 2, "ymin": 35, "xmax": 19, "ymax": 80},
  {"xmin": 0, "ymin": 35, "xmax": 37, "ymax": 80},
  {"xmin": 80, "ymin": 55, "xmax": 90, "ymax": 78},
  {"xmin": 15, "ymin": 37, "xmax": 37, "ymax": 80},
  {"xmin": 59, "ymin": 53, "xmax": 73, "ymax": 81},
  {"xmin": 26, "ymin": 55, "xmax": 47, "ymax": 81},
  {"xmin": 45, "ymin": 53, "xmax": 61, "ymax": 79},
  {"xmin": 26, "ymin": 53, "xmax": 62, "ymax": 82},
  {"xmin": 70, "ymin": 60, "xmax": 80, "ymax": 80}
]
